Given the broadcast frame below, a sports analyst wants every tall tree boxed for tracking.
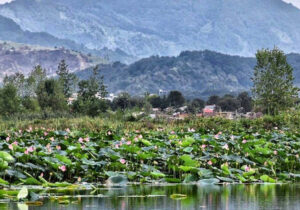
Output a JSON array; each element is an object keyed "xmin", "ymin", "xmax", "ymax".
[
  {"xmin": 207, "ymin": 95, "xmax": 220, "ymax": 105},
  {"xmin": 167, "ymin": 91, "xmax": 185, "ymax": 108},
  {"xmin": 26, "ymin": 65, "xmax": 47, "ymax": 97},
  {"xmin": 0, "ymin": 84, "xmax": 21, "ymax": 117},
  {"xmin": 56, "ymin": 60, "xmax": 77, "ymax": 98},
  {"xmin": 72, "ymin": 65, "xmax": 108, "ymax": 116},
  {"xmin": 36, "ymin": 79, "xmax": 67, "ymax": 112},
  {"xmin": 252, "ymin": 47, "xmax": 298, "ymax": 115},
  {"xmin": 237, "ymin": 92, "xmax": 252, "ymax": 113}
]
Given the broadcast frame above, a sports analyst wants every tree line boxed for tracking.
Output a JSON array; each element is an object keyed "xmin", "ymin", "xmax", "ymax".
[{"xmin": 0, "ymin": 47, "xmax": 298, "ymax": 119}]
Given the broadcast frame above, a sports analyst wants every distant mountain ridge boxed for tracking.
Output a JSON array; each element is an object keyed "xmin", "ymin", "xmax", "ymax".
[
  {"xmin": 76, "ymin": 50, "xmax": 300, "ymax": 98},
  {"xmin": 0, "ymin": 14, "xmax": 135, "ymax": 63},
  {"xmin": 0, "ymin": 41, "xmax": 100, "ymax": 79},
  {"xmin": 0, "ymin": 0, "xmax": 299, "ymax": 60}
]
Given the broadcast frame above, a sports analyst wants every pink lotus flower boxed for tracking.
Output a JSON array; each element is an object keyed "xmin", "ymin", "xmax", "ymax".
[
  {"xmin": 274, "ymin": 150, "xmax": 278, "ymax": 155},
  {"xmin": 59, "ymin": 165, "xmax": 66, "ymax": 172},
  {"xmin": 50, "ymin": 137, "xmax": 54, "ymax": 142},
  {"xmin": 8, "ymin": 144, "xmax": 13, "ymax": 150},
  {"xmin": 115, "ymin": 144, "xmax": 119, "ymax": 149},
  {"xmin": 24, "ymin": 150, "xmax": 29, "ymax": 155},
  {"xmin": 222, "ymin": 144, "xmax": 229, "ymax": 150},
  {"xmin": 120, "ymin": 159, "xmax": 126, "ymax": 164},
  {"xmin": 218, "ymin": 131, "xmax": 222, "ymax": 135},
  {"xmin": 40, "ymin": 173, "xmax": 44, "ymax": 177},
  {"xmin": 107, "ymin": 131, "xmax": 112, "ymax": 135},
  {"xmin": 214, "ymin": 134, "xmax": 219, "ymax": 139},
  {"xmin": 84, "ymin": 137, "xmax": 90, "ymax": 142},
  {"xmin": 208, "ymin": 160, "xmax": 213, "ymax": 165},
  {"xmin": 12, "ymin": 141, "xmax": 18, "ymax": 146},
  {"xmin": 230, "ymin": 135, "xmax": 235, "ymax": 140},
  {"xmin": 6, "ymin": 137, "xmax": 10, "ymax": 142},
  {"xmin": 201, "ymin": 144, "xmax": 206, "ymax": 149},
  {"xmin": 138, "ymin": 135, "xmax": 143, "ymax": 139},
  {"xmin": 119, "ymin": 142, "xmax": 123, "ymax": 146},
  {"xmin": 81, "ymin": 145, "xmax": 86, "ymax": 149},
  {"xmin": 56, "ymin": 145, "xmax": 61, "ymax": 150},
  {"xmin": 134, "ymin": 137, "xmax": 139, "ymax": 142},
  {"xmin": 78, "ymin": 137, "xmax": 83, "ymax": 143},
  {"xmin": 242, "ymin": 139, "xmax": 247, "ymax": 144},
  {"xmin": 170, "ymin": 131, "xmax": 175, "ymax": 134},
  {"xmin": 27, "ymin": 146, "xmax": 35, "ymax": 152},
  {"xmin": 188, "ymin": 128, "xmax": 195, "ymax": 132},
  {"xmin": 44, "ymin": 132, "xmax": 48, "ymax": 136},
  {"xmin": 244, "ymin": 165, "xmax": 250, "ymax": 172},
  {"xmin": 126, "ymin": 141, "xmax": 131, "ymax": 145}
]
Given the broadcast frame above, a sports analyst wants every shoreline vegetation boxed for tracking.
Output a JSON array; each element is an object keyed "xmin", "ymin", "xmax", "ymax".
[{"xmin": 0, "ymin": 115, "xmax": 299, "ymax": 191}]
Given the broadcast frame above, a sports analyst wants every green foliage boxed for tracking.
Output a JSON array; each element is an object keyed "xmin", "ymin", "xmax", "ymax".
[
  {"xmin": 0, "ymin": 84, "xmax": 22, "ymax": 117},
  {"xmin": 252, "ymin": 47, "xmax": 299, "ymax": 115},
  {"xmin": 36, "ymin": 79, "xmax": 67, "ymax": 112},
  {"xmin": 167, "ymin": 91, "xmax": 185, "ymax": 108},
  {"xmin": 56, "ymin": 60, "xmax": 77, "ymax": 98}
]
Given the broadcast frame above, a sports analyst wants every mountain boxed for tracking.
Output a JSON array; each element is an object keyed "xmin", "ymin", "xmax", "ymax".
[
  {"xmin": 0, "ymin": 41, "xmax": 102, "ymax": 78},
  {"xmin": 0, "ymin": 14, "xmax": 135, "ymax": 63},
  {"xmin": 0, "ymin": 0, "xmax": 300, "ymax": 60},
  {"xmin": 75, "ymin": 50, "xmax": 300, "ymax": 98}
]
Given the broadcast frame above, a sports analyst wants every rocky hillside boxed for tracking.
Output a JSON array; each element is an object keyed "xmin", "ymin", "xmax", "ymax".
[
  {"xmin": 0, "ymin": 14, "xmax": 135, "ymax": 63},
  {"xmin": 76, "ymin": 50, "xmax": 300, "ymax": 98},
  {"xmin": 0, "ymin": 41, "xmax": 101, "ymax": 78},
  {"xmin": 1, "ymin": 0, "xmax": 299, "ymax": 59}
]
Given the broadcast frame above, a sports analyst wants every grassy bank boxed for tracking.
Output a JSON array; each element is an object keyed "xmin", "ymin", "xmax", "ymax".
[{"xmin": 1, "ymin": 110, "xmax": 300, "ymax": 132}]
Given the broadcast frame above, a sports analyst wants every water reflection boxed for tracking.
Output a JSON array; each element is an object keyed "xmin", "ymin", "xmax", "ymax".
[{"xmin": 6, "ymin": 184, "xmax": 300, "ymax": 210}]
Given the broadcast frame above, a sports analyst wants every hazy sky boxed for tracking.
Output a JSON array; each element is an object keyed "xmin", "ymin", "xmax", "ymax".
[{"xmin": 0, "ymin": 0, "xmax": 299, "ymax": 8}]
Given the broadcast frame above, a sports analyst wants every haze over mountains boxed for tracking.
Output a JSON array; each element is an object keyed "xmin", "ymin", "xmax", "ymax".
[
  {"xmin": 0, "ymin": 0, "xmax": 300, "ymax": 97},
  {"xmin": 0, "ymin": 0, "xmax": 300, "ymax": 60}
]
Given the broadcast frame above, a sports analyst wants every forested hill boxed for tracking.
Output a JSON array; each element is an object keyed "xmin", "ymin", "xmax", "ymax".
[{"xmin": 76, "ymin": 50, "xmax": 300, "ymax": 98}]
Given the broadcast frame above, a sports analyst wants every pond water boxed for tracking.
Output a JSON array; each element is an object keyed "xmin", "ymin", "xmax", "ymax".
[{"xmin": 2, "ymin": 184, "xmax": 300, "ymax": 210}]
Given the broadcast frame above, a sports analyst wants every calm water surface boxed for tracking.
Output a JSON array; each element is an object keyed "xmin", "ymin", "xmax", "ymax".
[{"xmin": 2, "ymin": 184, "xmax": 300, "ymax": 210}]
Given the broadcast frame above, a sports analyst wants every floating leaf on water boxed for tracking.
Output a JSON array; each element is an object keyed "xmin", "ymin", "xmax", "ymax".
[
  {"xmin": 106, "ymin": 175, "xmax": 128, "ymax": 186},
  {"xmin": 170, "ymin": 194, "xmax": 187, "ymax": 200},
  {"xmin": 164, "ymin": 178, "xmax": 181, "ymax": 183},
  {"xmin": 183, "ymin": 174, "xmax": 198, "ymax": 183},
  {"xmin": 17, "ymin": 187, "xmax": 28, "ymax": 200},
  {"xmin": 58, "ymin": 199, "xmax": 70, "ymax": 205},
  {"xmin": 216, "ymin": 176, "xmax": 234, "ymax": 183},
  {"xmin": 198, "ymin": 178, "xmax": 220, "ymax": 185},
  {"xmin": 260, "ymin": 175, "xmax": 276, "ymax": 183},
  {"xmin": 17, "ymin": 203, "xmax": 28, "ymax": 210},
  {"xmin": 25, "ymin": 201, "xmax": 43, "ymax": 206}
]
